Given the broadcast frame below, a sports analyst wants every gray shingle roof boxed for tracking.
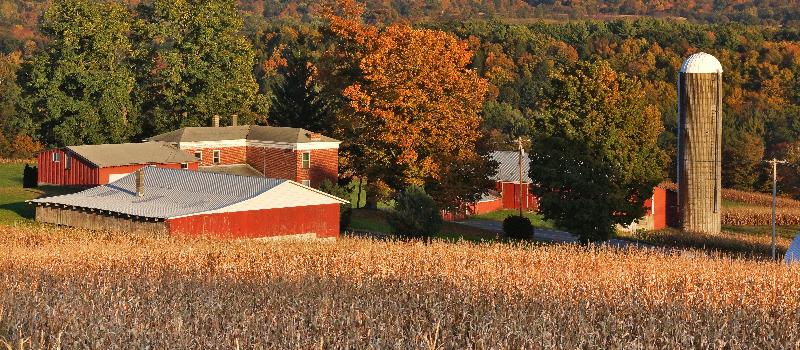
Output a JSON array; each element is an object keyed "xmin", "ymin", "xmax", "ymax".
[
  {"xmin": 30, "ymin": 167, "xmax": 284, "ymax": 219},
  {"xmin": 491, "ymin": 151, "xmax": 531, "ymax": 183},
  {"xmin": 147, "ymin": 125, "xmax": 339, "ymax": 143},
  {"xmin": 66, "ymin": 142, "xmax": 198, "ymax": 167}
]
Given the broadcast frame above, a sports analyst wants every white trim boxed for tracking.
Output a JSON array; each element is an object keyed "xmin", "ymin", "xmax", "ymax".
[
  {"xmin": 179, "ymin": 140, "xmax": 247, "ymax": 148},
  {"xmin": 178, "ymin": 139, "xmax": 340, "ymax": 151},
  {"xmin": 168, "ymin": 181, "xmax": 348, "ymax": 218},
  {"xmin": 301, "ymin": 151, "xmax": 311, "ymax": 169},
  {"xmin": 294, "ymin": 142, "xmax": 341, "ymax": 151},
  {"xmin": 212, "ymin": 150, "xmax": 221, "ymax": 164}
]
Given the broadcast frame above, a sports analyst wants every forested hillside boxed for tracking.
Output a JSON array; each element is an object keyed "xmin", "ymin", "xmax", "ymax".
[{"xmin": 1, "ymin": 0, "xmax": 800, "ymax": 198}]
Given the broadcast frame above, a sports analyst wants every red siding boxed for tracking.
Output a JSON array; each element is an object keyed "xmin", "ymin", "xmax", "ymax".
[
  {"xmin": 499, "ymin": 182, "xmax": 538, "ymax": 211},
  {"xmin": 37, "ymin": 149, "xmax": 99, "ymax": 186},
  {"xmin": 37, "ymin": 148, "xmax": 199, "ymax": 186},
  {"xmin": 98, "ymin": 163, "xmax": 198, "ymax": 184},
  {"xmin": 166, "ymin": 204, "xmax": 340, "ymax": 239}
]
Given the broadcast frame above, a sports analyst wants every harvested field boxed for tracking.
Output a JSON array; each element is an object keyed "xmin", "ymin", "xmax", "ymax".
[{"xmin": 1, "ymin": 225, "xmax": 800, "ymax": 349}]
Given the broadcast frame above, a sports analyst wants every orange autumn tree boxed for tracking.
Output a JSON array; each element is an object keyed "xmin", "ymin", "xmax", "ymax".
[{"xmin": 320, "ymin": 1, "xmax": 495, "ymax": 208}]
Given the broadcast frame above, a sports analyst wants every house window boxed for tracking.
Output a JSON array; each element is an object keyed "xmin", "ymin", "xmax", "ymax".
[
  {"xmin": 180, "ymin": 162, "xmax": 188, "ymax": 169},
  {"xmin": 194, "ymin": 151, "xmax": 203, "ymax": 162},
  {"xmin": 65, "ymin": 154, "xmax": 71, "ymax": 170},
  {"xmin": 302, "ymin": 180, "xmax": 311, "ymax": 187},
  {"xmin": 301, "ymin": 152, "xmax": 310, "ymax": 169},
  {"xmin": 52, "ymin": 153, "xmax": 60, "ymax": 162},
  {"xmin": 213, "ymin": 150, "xmax": 221, "ymax": 164}
]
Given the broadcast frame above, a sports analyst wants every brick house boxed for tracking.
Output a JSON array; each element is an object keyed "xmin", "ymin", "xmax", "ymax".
[{"xmin": 147, "ymin": 125, "xmax": 340, "ymax": 187}]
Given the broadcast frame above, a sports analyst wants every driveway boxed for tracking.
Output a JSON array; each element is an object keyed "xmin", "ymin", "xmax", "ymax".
[{"xmin": 456, "ymin": 219, "xmax": 648, "ymax": 249}]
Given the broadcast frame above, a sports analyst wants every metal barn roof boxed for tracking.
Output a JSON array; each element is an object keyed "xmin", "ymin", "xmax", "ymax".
[
  {"xmin": 148, "ymin": 125, "xmax": 340, "ymax": 144},
  {"xmin": 30, "ymin": 167, "xmax": 285, "ymax": 219},
  {"xmin": 66, "ymin": 142, "xmax": 198, "ymax": 167},
  {"xmin": 491, "ymin": 151, "xmax": 532, "ymax": 183}
]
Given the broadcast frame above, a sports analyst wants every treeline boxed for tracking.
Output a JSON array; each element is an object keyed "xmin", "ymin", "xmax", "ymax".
[{"xmin": 2, "ymin": 0, "xmax": 800, "ymax": 200}]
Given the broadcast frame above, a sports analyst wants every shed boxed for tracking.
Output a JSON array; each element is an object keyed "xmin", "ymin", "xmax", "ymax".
[
  {"xmin": 37, "ymin": 142, "xmax": 199, "ymax": 186},
  {"xmin": 30, "ymin": 167, "xmax": 348, "ymax": 239}
]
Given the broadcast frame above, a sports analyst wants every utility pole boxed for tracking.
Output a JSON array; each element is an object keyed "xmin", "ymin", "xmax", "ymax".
[
  {"xmin": 518, "ymin": 137, "xmax": 524, "ymax": 217},
  {"xmin": 765, "ymin": 158, "xmax": 787, "ymax": 261}
]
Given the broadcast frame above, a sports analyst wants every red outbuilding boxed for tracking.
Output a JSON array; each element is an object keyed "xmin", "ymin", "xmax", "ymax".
[
  {"xmin": 29, "ymin": 167, "xmax": 348, "ymax": 239},
  {"xmin": 37, "ymin": 142, "xmax": 199, "ymax": 186}
]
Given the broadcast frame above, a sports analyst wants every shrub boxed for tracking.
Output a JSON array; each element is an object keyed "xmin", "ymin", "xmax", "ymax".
[
  {"xmin": 22, "ymin": 164, "xmax": 37, "ymax": 188},
  {"xmin": 387, "ymin": 185, "xmax": 443, "ymax": 239},
  {"xmin": 319, "ymin": 180, "xmax": 352, "ymax": 231},
  {"xmin": 503, "ymin": 215, "xmax": 534, "ymax": 240}
]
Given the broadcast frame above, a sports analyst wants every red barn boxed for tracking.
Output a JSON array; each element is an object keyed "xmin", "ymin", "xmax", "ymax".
[
  {"xmin": 148, "ymin": 124, "xmax": 340, "ymax": 188},
  {"xmin": 30, "ymin": 167, "xmax": 348, "ymax": 239},
  {"xmin": 38, "ymin": 142, "xmax": 199, "ymax": 186}
]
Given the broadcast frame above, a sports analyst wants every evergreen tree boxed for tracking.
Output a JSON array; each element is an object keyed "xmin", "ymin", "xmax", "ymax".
[{"xmin": 268, "ymin": 49, "xmax": 331, "ymax": 132}]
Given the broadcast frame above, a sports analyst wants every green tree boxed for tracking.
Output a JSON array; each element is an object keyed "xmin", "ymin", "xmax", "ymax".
[
  {"xmin": 133, "ymin": 0, "xmax": 267, "ymax": 135},
  {"xmin": 0, "ymin": 51, "xmax": 22, "ymax": 136},
  {"xmin": 530, "ymin": 61, "xmax": 666, "ymax": 242},
  {"xmin": 18, "ymin": 0, "xmax": 135, "ymax": 147},
  {"xmin": 268, "ymin": 49, "xmax": 331, "ymax": 132},
  {"xmin": 722, "ymin": 115, "xmax": 765, "ymax": 190}
]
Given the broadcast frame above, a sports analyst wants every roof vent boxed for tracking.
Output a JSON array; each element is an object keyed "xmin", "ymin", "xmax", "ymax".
[
  {"xmin": 135, "ymin": 169, "xmax": 144, "ymax": 197},
  {"xmin": 308, "ymin": 132, "xmax": 322, "ymax": 141},
  {"xmin": 212, "ymin": 115, "xmax": 220, "ymax": 128}
]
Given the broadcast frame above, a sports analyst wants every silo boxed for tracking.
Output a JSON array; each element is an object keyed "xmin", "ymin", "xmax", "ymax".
[{"xmin": 677, "ymin": 52, "xmax": 723, "ymax": 234}]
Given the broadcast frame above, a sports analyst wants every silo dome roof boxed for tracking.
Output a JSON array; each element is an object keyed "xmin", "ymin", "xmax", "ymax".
[{"xmin": 680, "ymin": 52, "xmax": 723, "ymax": 73}]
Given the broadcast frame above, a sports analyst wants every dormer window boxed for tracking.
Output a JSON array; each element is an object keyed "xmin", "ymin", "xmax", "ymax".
[{"xmin": 301, "ymin": 152, "xmax": 310, "ymax": 169}]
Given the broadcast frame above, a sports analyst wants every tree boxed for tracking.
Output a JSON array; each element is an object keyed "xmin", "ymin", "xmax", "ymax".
[
  {"xmin": 387, "ymin": 185, "xmax": 443, "ymax": 239},
  {"xmin": 133, "ymin": 0, "xmax": 267, "ymax": 135},
  {"xmin": 268, "ymin": 49, "xmax": 331, "ymax": 131},
  {"xmin": 722, "ymin": 115, "xmax": 765, "ymax": 191},
  {"xmin": 0, "ymin": 52, "xmax": 23, "ymax": 136},
  {"xmin": 529, "ymin": 61, "xmax": 666, "ymax": 242},
  {"xmin": 10, "ymin": 134, "xmax": 42, "ymax": 159},
  {"xmin": 318, "ymin": 179, "xmax": 352, "ymax": 231},
  {"xmin": 321, "ymin": 6, "xmax": 493, "ymax": 207},
  {"xmin": 18, "ymin": 0, "xmax": 136, "ymax": 147}
]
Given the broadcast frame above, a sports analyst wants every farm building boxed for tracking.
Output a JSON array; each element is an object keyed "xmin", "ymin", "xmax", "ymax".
[
  {"xmin": 444, "ymin": 151, "xmax": 537, "ymax": 220},
  {"xmin": 30, "ymin": 166, "xmax": 348, "ymax": 239},
  {"xmin": 147, "ymin": 121, "xmax": 340, "ymax": 187},
  {"xmin": 37, "ymin": 142, "xmax": 199, "ymax": 186}
]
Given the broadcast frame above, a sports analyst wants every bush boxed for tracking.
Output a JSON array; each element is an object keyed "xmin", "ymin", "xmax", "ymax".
[
  {"xmin": 387, "ymin": 185, "xmax": 443, "ymax": 239},
  {"xmin": 22, "ymin": 164, "xmax": 37, "ymax": 188},
  {"xmin": 319, "ymin": 180, "xmax": 352, "ymax": 232},
  {"xmin": 503, "ymin": 215, "xmax": 534, "ymax": 240}
]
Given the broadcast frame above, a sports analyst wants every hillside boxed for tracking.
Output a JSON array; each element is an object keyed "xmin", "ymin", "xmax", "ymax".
[{"xmin": 3, "ymin": 0, "xmax": 800, "ymax": 53}]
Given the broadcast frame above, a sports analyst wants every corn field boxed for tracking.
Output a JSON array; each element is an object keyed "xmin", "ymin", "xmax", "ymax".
[
  {"xmin": 2, "ymin": 225, "xmax": 800, "ymax": 349},
  {"xmin": 722, "ymin": 207, "xmax": 800, "ymax": 226}
]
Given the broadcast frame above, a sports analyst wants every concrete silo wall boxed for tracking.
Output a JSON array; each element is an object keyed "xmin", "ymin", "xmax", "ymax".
[{"xmin": 677, "ymin": 72, "xmax": 722, "ymax": 234}]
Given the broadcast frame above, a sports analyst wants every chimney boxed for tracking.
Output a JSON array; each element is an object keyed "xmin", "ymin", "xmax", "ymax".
[
  {"xmin": 135, "ymin": 169, "xmax": 144, "ymax": 197},
  {"xmin": 231, "ymin": 114, "xmax": 238, "ymax": 126},
  {"xmin": 308, "ymin": 132, "xmax": 322, "ymax": 141},
  {"xmin": 212, "ymin": 115, "xmax": 220, "ymax": 127}
]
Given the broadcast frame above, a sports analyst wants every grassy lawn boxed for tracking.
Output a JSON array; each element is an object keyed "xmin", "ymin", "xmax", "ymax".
[
  {"xmin": 470, "ymin": 209, "xmax": 555, "ymax": 229},
  {"xmin": 0, "ymin": 163, "xmax": 80, "ymax": 225}
]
